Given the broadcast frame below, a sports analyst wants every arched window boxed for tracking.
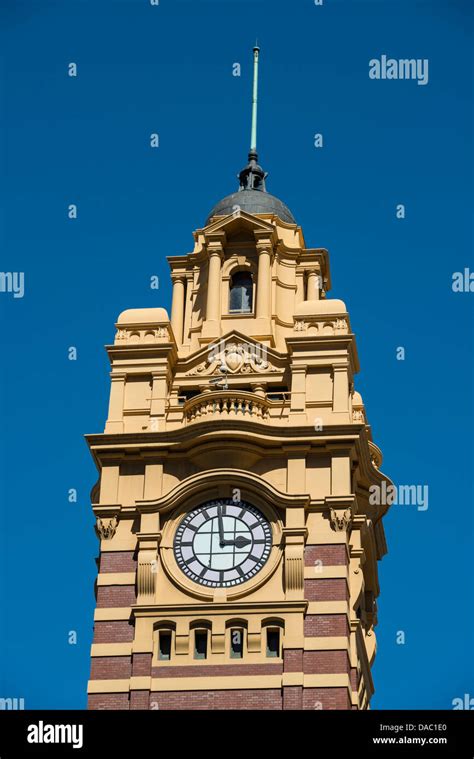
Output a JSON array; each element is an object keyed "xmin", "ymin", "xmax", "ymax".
[
  {"xmin": 262, "ymin": 619, "xmax": 284, "ymax": 659},
  {"xmin": 154, "ymin": 623, "xmax": 176, "ymax": 662},
  {"xmin": 190, "ymin": 621, "xmax": 211, "ymax": 660},
  {"xmin": 226, "ymin": 620, "xmax": 248, "ymax": 659},
  {"xmin": 229, "ymin": 271, "xmax": 253, "ymax": 313}
]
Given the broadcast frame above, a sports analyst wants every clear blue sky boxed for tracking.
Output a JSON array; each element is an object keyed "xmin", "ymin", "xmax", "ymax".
[{"xmin": 0, "ymin": 0, "xmax": 472, "ymax": 710}]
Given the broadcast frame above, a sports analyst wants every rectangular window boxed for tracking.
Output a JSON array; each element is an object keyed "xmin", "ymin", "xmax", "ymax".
[
  {"xmin": 158, "ymin": 631, "xmax": 172, "ymax": 661},
  {"xmin": 230, "ymin": 628, "xmax": 243, "ymax": 659},
  {"xmin": 194, "ymin": 630, "xmax": 208, "ymax": 660},
  {"xmin": 266, "ymin": 629, "xmax": 280, "ymax": 658}
]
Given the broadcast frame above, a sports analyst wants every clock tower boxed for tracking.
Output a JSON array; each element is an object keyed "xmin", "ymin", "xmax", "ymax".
[{"xmin": 87, "ymin": 47, "xmax": 392, "ymax": 710}]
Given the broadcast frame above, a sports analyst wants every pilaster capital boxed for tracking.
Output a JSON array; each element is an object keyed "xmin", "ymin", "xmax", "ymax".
[
  {"xmin": 282, "ymin": 526, "xmax": 308, "ymax": 543},
  {"xmin": 332, "ymin": 363, "xmax": 349, "ymax": 374},
  {"xmin": 305, "ymin": 264, "xmax": 321, "ymax": 276},
  {"xmin": 253, "ymin": 229, "xmax": 276, "ymax": 247},
  {"xmin": 255, "ymin": 242, "xmax": 273, "ymax": 258},
  {"xmin": 207, "ymin": 244, "xmax": 224, "ymax": 259},
  {"xmin": 204, "ymin": 229, "xmax": 226, "ymax": 253}
]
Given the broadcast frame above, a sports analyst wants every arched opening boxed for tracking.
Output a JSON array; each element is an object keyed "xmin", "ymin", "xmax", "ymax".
[{"xmin": 229, "ymin": 271, "xmax": 253, "ymax": 314}]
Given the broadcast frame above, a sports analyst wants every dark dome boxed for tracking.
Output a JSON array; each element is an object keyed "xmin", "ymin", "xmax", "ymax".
[{"xmin": 206, "ymin": 189, "xmax": 296, "ymax": 225}]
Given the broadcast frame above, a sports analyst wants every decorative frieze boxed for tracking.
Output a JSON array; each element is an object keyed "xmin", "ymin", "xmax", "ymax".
[
  {"xmin": 114, "ymin": 327, "xmax": 169, "ymax": 345},
  {"xmin": 293, "ymin": 317, "xmax": 349, "ymax": 335},
  {"xmin": 352, "ymin": 407, "xmax": 365, "ymax": 423},
  {"xmin": 187, "ymin": 340, "xmax": 279, "ymax": 376}
]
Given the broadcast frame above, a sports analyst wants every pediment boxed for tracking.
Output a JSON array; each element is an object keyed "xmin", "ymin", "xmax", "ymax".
[
  {"xmin": 202, "ymin": 211, "xmax": 277, "ymax": 240},
  {"xmin": 179, "ymin": 331, "xmax": 286, "ymax": 378}
]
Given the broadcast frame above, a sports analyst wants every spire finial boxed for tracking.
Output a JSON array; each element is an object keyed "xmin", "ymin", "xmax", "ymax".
[
  {"xmin": 238, "ymin": 45, "xmax": 268, "ymax": 193},
  {"xmin": 250, "ymin": 44, "xmax": 259, "ymax": 153}
]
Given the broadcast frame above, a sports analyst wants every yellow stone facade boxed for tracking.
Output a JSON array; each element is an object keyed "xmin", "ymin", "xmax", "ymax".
[{"xmin": 87, "ymin": 206, "xmax": 392, "ymax": 710}]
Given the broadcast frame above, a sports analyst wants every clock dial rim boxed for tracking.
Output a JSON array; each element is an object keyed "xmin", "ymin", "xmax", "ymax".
[{"xmin": 173, "ymin": 498, "xmax": 272, "ymax": 589}]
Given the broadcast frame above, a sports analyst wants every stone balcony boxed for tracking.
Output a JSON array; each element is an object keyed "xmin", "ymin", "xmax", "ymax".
[{"xmin": 184, "ymin": 390, "xmax": 271, "ymax": 424}]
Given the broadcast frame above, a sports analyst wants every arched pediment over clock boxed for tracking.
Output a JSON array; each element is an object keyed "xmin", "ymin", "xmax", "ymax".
[
  {"xmin": 136, "ymin": 467, "xmax": 309, "ymax": 516},
  {"xmin": 136, "ymin": 469, "xmax": 308, "ymax": 602}
]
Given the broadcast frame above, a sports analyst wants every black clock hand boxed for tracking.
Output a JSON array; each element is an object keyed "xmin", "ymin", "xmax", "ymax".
[
  {"xmin": 217, "ymin": 504, "xmax": 225, "ymax": 546},
  {"xmin": 221, "ymin": 535, "xmax": 252, "ymax": 548},
  {"xmin": 233, "ymin": 535, "xmax": 252, "ymax": 548}
]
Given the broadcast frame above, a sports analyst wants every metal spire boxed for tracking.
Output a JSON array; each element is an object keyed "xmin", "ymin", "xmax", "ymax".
[
  {"xmin": 238, "ymin": 45, "xmax": 268, "ymax": 193},
  {"xmin": 250, "ymin": 44, "xmax": 259, "ymax": 153}
]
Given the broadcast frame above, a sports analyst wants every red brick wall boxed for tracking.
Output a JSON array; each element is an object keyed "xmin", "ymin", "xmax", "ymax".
[
  {"xmin": 90, "ymin": 656, "xmax": 132, "ymax": 680},
  {"xmin": 303, "ymin": 650, "xmax": 350, "ymax": 674},
  {"xmin": 96, "ymin": 586, "xmax": 136, "ymax": 608},
  {"xmin": 132, "ymin": 653, "xmax": 152, "ymax": 677},
  {"xmin": 89, "ymin": 686, "xmax": 353, "ymax": 711},
  {"xmin": 304, "ymin": 545, "xmax": 348, "ymax": 566},
  {"xmin": 283, "ymin": 649, "xmax": 303, "ymax": 672},
  {"xmin": 100, "ymin": 552, "xmax": 136, "ymax": 573},
  {"xmin": 351, "ymin": 667, "xmax": 359, "ymax": 690},
  {"xmin": 304, "ymin": 578, "xmax": 348, "ymax": 602},
  {"xmin": 283, "ymin": 686, "xmax": 303, "ymax": 710},
  {"xmin": 304, "ymin": 614, "xmax": 350, "ymax": 637},
  {"xmin": 151, "ymin": 663, "xmax": 283, "ymax": 678},
  {"xmin": 130, "ymin": 691, "xmax": 150, "ymax": 710},
  {"xmin": 88, "ymin": 693, "xmax": 130, "ymax": 710},
  {"xmin": 150, "ymin": 689, "xmax": 283, "ymax": 710},
  {"xmin": 302, "ymin": 688, "xmax": 350, "ymax": 710},
  {"xmin": 93, "ymin": 621, "xmax": 134, "ymax": 643}
]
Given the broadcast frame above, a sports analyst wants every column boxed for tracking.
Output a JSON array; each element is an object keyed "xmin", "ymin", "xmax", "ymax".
[
  {"xmin": 202, "ymin": 245, "xmax": 222, "ymax": 339},
  {"xmin": 206, "ymin": 247, "xmax": 221, "ymax": 322},
  {"xmin": 183, "ymin": 272, "xmax": 194, "ymax": 346},
  {"xmin": 256, "ymin": 246, "xmax": 271, "ymax": 318},
  {"xmin": 306, "ymin": 269, "xmax": 321, "ymax": 301},
  {"xmin": 170, "ymin": 276, "xmax": 185, "ymax": 345}
]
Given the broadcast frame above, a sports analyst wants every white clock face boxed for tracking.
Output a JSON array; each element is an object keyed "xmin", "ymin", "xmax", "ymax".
[{"xmin": 174, "ymin": 499, "xmax": 272, "ymax": 588}]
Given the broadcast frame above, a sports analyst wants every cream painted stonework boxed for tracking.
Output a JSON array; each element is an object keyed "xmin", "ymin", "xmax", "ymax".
[{"xmin": 87, "ymin": 205, "xmax": 393, "ymax": 711}]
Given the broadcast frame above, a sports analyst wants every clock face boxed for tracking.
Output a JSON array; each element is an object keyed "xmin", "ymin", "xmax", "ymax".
[{"xmin": 174, "ymin": 499, "xmax": 272, "ymax": 588}]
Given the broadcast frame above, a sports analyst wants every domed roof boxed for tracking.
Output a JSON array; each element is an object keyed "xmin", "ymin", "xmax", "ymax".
[
  {"xmin": 117, "ymin": 307, "xmax": 169, "ymax": 324},
  {"xmin": 206, "ymin": 188, "xmax": 296, "ymax": 225},
  {"xmin": 294, "ymin": 299, "xmax": 347, "ymax": 316}
]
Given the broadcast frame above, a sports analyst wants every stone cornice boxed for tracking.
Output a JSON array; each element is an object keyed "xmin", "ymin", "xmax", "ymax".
[
  {"xmin": 131, "ymin": 599, "xmax": 309, "ymax": 619},
  {"xmin": 135, "ymin": 468, "xmax": 311, "ymax": 514},
  {"xmin": 286, "ymin": 334, "xmax": 360, "ymax": 376}
]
